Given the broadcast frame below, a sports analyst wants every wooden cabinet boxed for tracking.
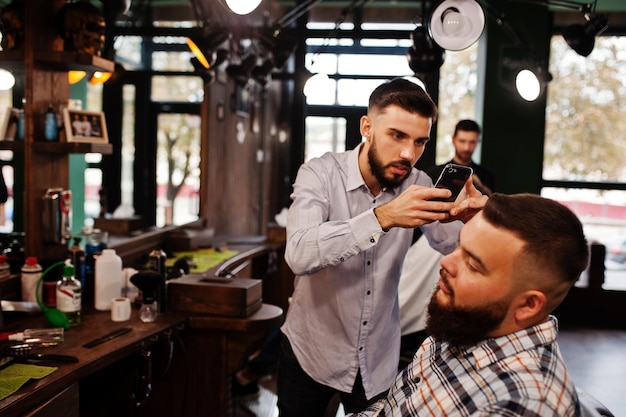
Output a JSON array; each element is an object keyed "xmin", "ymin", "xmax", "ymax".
[{"xmin": 0, "ymin": 0, "xmax": 113, "ymax": 261}]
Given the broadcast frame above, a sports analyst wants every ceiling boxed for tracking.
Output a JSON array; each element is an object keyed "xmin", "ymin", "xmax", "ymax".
[{"xmin": 134, "ymin": 0, "xmax": 626, "ymax": 32}]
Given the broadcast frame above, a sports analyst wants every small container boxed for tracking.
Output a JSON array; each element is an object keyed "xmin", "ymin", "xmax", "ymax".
[
  {"xmin": 44, "ymin": 105, "xmax": 58, "ymax": 141},
  {"xmin": 7, "ymin": 327, "xmax": 64, "ymax": 344},
  {"xmin": 56, "ymin": 265, "xmax": 82, "ymax": 327},
  {"xmin": 20, "ymin": 256, "xmax": 42, "ymax": 304},
  {"xmin": 0, "ymin": 254, "xmax": 9, "ymax": 278},
  {"xmin": 94, "ymin": 248, "xmax": 123, "ymax": 310}
]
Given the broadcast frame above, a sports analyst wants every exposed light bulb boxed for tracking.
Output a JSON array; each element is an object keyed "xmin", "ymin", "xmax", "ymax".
[
  {"xmin": 442, "ymin": 9, "xmax": 464, "ymax": 36},
  {"xmin": 225, "ymin": 0, "xmax": 262, "ymax": 15},
  {"xmin": 303, "ymin": 73, "xmax": 331, "ymax": 98},
  {"xmin": 0, "ymin": 69, "xmax": 15, "ymax": 90},
  {"xmin": 515, "ymin": 69, "xmax": 541, "ymax": 102}
]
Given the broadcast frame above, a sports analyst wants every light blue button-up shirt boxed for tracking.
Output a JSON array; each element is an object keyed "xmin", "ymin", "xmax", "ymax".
[{"xmin": 283, "ymin": 144, "xmax": 462, "ymax": 398}]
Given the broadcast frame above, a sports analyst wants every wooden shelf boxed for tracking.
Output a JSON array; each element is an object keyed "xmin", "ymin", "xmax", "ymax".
[
  {"xmin": 0, "ymin": 51, "xmax": 114, "ymax": 72},
  {"xmin": 32, "ymin": 141, "xmax": 113, "ymax": 154},
  {"xmin": 0, "ymin": 140, "xmax": 113, "ymax": 154}
]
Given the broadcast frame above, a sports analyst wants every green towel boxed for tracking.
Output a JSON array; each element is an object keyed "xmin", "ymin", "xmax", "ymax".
[
  {"xmin": 167, "ymin": 249, "xmax": 239, "ymax": 273},
  {"xmin": 0, "ymin": 363, "xmax": 57, "ymax": 401}
]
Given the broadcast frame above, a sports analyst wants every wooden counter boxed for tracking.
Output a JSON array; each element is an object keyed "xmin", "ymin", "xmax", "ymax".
[
  {"xmin": 0, "ymin": 308, "xmax": 188, "ymax": 417},
  {"xmin": 0, "ymin": 238, "xmax": 284, "ymax": 417}
]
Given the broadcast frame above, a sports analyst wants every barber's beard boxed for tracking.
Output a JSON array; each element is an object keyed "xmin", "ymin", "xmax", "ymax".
[
  {"xmin": 426, "ymin": 277, "xmax": 510, "ymax": 349},
  {"xmin": 368, "ymin": 139, "xmax": 411, "ymax": 189}
]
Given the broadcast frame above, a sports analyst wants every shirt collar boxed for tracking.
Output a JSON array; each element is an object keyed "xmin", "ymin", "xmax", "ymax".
[
  {"xmin": 346, "ymin": 143, "xmax": 399, "ymax": 197},
  {"xmin": 459, "ymin": 316, "xmax": 559, "ymax": 370},
  {"xmin": 346, "ymin": 143, "xmax": 366, "ymax": 192}
]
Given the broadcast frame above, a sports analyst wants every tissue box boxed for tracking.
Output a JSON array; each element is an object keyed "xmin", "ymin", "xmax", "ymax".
[
  {"xmin": 167, "ymin": 274, "xmax": 262, "ymax": 317},
  {"xmin": 94, "ymin": 216, "xmax": 143, "ymax": 236}
]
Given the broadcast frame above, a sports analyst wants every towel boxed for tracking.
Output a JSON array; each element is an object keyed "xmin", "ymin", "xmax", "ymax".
[{"xmin": 0, "ymin": 363, "xmax": 57, "ymax": 401}]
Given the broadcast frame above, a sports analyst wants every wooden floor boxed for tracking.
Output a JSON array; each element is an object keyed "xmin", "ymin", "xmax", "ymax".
[{"xmin": 234, "ymin": 326, "xmax": 626, "ymax": 417}]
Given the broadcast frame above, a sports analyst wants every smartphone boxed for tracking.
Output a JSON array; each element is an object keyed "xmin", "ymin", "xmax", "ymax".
[{"xmin": 432, "ymin": 163, "xmax": 473, "ymax": 202}]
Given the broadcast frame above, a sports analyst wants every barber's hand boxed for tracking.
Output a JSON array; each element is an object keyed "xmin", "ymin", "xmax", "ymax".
[
  {"xmin": 447, "ymin": 176, "xmax": 488, "ymax": 223},
  {"xmin": 374, "ymin": 185, "xmax": 456, "ymax": 230}
]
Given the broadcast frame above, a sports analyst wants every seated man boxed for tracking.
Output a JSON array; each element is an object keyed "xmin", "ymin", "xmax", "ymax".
[{"xmin": 350, "ymin": 193, "xmax": 589, "ymax": 417}]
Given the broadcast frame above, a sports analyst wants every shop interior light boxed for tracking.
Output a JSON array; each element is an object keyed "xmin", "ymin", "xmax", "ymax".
[
  {"xmin": 429, "ymin": 0, "xmax": 485, "ymax": 51},
  {"xmin": 68, "ymin": 70, "xmax": 87, "ymax": 84},
  {"xmin": 224, "ymin": 0, "xmax": 262, "ymax": 15}
]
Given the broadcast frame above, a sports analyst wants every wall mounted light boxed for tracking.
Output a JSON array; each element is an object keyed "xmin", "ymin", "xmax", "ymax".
[
  {"xmin": 90, "ymin": 70, "xmax": 112, "ymax": 85},
  {"xmin": 511, "ymin": 0, "xmax": 608, "ymax": 57},
  {"xmin": 407, "ymin": 25, "xmax": 445, "ymax": 74},
  {"xmin": 68, "ymin": 70, "xmax": 87, "ymax": 84},
  {"xmin": 226, "ymin": 54, "xmax": 258, "ymax": 87},
  {"xmin": 499, "ymin": 46, "xmax": 552, "ymax": 101},
  {"xmin": 429, "ymin": 0, "xmax": 485, "ymax": 51},
  {"xmin": 562, "ymin": 12, "xmax": 608, "ymax": 56}
]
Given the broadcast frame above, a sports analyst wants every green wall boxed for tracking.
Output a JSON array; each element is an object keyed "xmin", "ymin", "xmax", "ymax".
[{"xmin": 478, "ymin": 3, "xmax": 551, "ymax": 195}]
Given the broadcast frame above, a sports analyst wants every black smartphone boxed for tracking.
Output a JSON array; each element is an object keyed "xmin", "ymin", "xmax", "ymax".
[{"xmin": 432, "ymin": 163, "xmax": 473, "ymax": 202}]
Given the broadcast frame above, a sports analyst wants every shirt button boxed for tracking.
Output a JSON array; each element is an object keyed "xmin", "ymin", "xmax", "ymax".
[
  {"xmin": 370, "ymin": 238, "xmax": 375, "ymax": 243},
  {"xmin": 359, "ymin": 346, "xmax": 363, "ymax": 351},
  {"xmin": 363, "ymin": 321, "xmax": 367, "ymax": 325},
  {"xmin": 367, "ymin": 290, "xmax": 371, "ymax": 295},
  {"xmin": 367, "ymin": 260, "xmax": 371, "ymax": 266},
  {"xmin": 339, "ymin": 257, "xmax": 344, "ymax": 262}
]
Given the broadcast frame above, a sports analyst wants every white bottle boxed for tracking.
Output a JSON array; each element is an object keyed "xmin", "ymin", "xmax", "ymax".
[
  {"xmin": 21, "ymin": 256, "xmax": 42, "ymax": 304},
  {"xmin": 94, "ymin": 249, "xmax": 123, "ymax": 311}
]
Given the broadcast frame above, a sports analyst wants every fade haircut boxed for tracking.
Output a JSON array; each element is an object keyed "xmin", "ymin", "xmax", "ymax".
[
  {"xmin": 483, "ymin": 193, "xmax": 589, "ymax": 287},
  {"xmin": 454, "ymin": 119, "xmax": 481, "ymax": 136},
  {"xmin": 368, "ymin": 78, "xmax": 437, "ymax": 122}
]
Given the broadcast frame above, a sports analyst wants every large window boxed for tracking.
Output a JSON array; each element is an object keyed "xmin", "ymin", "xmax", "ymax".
[{"xmin": 543, "ymin": 36, "xmax": 626, "ymax": 290}]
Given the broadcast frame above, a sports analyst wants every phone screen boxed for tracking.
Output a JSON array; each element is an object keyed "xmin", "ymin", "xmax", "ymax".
[{"xmin": 432, "ymin": 164, "xmax": 473, "ymax": 202}]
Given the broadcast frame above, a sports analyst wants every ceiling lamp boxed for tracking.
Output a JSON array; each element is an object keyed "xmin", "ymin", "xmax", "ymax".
[
  {"xmin": 562, "ymin": 13, "xmax": 608, "ymax": 57},
  {"xmin": 429, "ymin": 0, "xmax": 485, "ymax": 51},
  {"xmin": 407, "ymin": 26, "xmax": 445, "ymax": 74},
  {"xmin": 224, "ymin": 0, "xmax": 262, "ymax": 15},
  {"xmin": 186, "ymin": 28, "xmax": 229, "ymax": 69},
  {"xmin": 510, "ymin": 0, "xmax": 608, "ymax": 57},
  {"xmin": 226, "ymin": 54, "xmax": 258, "ymax": 87}
]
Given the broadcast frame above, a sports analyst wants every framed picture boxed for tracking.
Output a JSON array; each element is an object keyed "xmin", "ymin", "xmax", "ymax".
[{"xmin": 63, "ymin": 109, "xmax": 108, "ymax": 143}]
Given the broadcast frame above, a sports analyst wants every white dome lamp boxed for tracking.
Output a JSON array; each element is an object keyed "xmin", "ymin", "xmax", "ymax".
[
  {"xmin": 224, "ymin": 0, "xmax": 262, "ymax": 15},
  {"xmin": 429, "ymin": 0, "xmax": 485, "ymax": 51}
]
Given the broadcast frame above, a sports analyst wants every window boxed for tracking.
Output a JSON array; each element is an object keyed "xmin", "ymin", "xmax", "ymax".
[
  {"xmin": 435, "ymin": 44, "xmax": 479, "ymax": 165},
  {"xmin": 543, "ymin": 36, "xmax": 626, "ymax": 290}
]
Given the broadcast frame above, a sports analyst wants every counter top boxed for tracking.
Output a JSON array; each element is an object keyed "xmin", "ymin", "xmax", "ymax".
[{"xmin": 0, "ymin": 308, "xmax": 188, "ymax": 417}]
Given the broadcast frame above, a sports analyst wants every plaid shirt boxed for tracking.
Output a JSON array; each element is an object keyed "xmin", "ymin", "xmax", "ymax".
[{"xmin": 350, "ymin": 316, "xmax": 581, "ymax": 417}]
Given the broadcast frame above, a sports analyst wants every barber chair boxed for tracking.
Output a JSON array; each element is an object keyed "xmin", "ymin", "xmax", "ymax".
[{"xmin": 577, "ymin": 388, "xmax": 614, "ymax": 417}]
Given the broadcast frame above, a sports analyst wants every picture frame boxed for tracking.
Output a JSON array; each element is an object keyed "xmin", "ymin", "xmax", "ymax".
[{"xmin": 63, "ymin": 109, "xmax": 108, "ymax": 143}]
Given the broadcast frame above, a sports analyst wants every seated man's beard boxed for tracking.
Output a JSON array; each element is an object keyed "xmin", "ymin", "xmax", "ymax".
[{"xmin": 426, "ymin": 290, "xmax": 509, "ymax": 349}]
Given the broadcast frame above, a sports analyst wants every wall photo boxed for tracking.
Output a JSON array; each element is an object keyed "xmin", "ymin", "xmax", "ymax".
[{"xmin": 63, "ymin": 109, "xmax": 108, "ymax": 143}]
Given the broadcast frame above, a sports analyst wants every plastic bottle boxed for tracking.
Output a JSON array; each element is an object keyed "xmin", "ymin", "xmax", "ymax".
[
  {"xmin": 94, "ymin": 248, "xmax": 123, "ymax": 311},
  {"xmin": 44, "ymin": 105, "xmax": 58, "ymax": 141},
  {"xmin": 20, "ymin": 256, "xmax": 42, "ymax": 304},
  {"xmin": 0, "ymin": 254, "xmax": 9, "ymax": 278},
  {"xmin": 56, "ymin": 264, "xmax": 82, "ymax": 326},
  {"xmin": 5, "ymin": 327, "xmax": 64, "ymax": 343}
]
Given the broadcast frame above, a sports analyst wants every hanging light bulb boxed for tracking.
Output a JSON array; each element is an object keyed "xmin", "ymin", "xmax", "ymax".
[
  {"xmin": 441, "ymin": 9, "xmax": 464, "ymax": 36},
  {"xmin": 224, "ymin": 0, "xmax": 262, "ymax": 15}
]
